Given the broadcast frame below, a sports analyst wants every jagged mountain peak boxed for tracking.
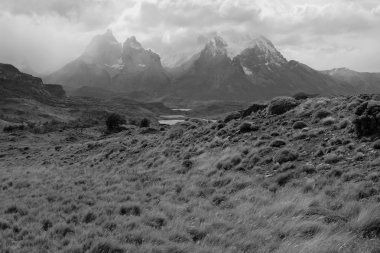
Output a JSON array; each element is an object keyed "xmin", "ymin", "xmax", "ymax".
[
  {"xmin": 238, "ymin": 35, "xmax": 287, "ymax": 66},
  {"xmin": 81, "ymin": 29, "xmax": 122, "ymax": 65},
  {"xmin": 124, "ymin": 36, "xmax": 143, "ymax": 50},
  {"xmin": 248, "ymin": 36, "xmax": 277, "ymax": 52},
  {"xmin": 203, "ymin": 35, "xmax": 228, "ymax": 57},
  {"xmin": 87, "ymin": 29, "xmax": 119, "ymax": 47}
]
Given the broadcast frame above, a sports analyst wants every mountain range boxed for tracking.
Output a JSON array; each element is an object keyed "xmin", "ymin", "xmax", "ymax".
[{"xmin": 44, "ymin": 30, "xmax": 380, "ymax": 101}]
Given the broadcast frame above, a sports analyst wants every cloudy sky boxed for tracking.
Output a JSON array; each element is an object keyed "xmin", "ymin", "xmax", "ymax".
[{"xmin": 1, "ymin": 0, "xmax": 380, "ymax": 73}]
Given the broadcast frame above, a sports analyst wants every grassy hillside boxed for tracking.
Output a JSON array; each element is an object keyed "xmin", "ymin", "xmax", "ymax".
[{"xmin": 1, "ymin": 95, "xmax": 380, "ymax": 252}]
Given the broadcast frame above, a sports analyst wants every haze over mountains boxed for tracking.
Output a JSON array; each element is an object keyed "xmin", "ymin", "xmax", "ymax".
[{"xmin": 44, "ymin": 30, "xmax": 380, "ymax": 102}]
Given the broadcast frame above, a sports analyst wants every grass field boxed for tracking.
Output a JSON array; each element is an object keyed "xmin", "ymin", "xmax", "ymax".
[{"xmin": 1, "ymin": 95, "xmax": 380, "ymax": 253}]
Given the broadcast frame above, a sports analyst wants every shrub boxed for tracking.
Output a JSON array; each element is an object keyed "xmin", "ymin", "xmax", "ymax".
[
  {"xmin": 167, "ymin": 127, "xmax": 184, "ymax": 140},
  {"xmin": 273, "ymin": 149, "xmax": 299, "ymax": 164},
  {"xmin": 4, "ymin": 205, "xmax": 27, "ymax": 216},
  {"xmin": 139, "ymin": 118, "xmax": 150, "ymax": 128},
  {"xmin": 187, "ymin": 228, "xmax": 207, "ymax": 242},
  {"xmin": 0, "ymin": 219, "xmax": 10, "ymax": 230},
  {"xmin": 267, "ymin": 96, "xmax": 299, "ymax": 115},
  {"xmin": 302, "ymin": 164, "xmax": 317, "ymax": 174},
  {"xmin": 353, "ymin": 204, "xmax": 380, "ymax": 238},
  {"xmin": 51, "ymin": 223, "xmax": 74, "ymax": 239},
  {"xmin": 239, "ymin": 122, "xmax": 256, "ymax": 133},
  {"xmin": 144, "ymin": 215, "xmax": 166, "ymax": 229},
  {"xmin": 89, "ymin": 241, "xmax": 125, "ymax": 253},
  {"xmin": 106, "ymin": 113, "xmax": 126, "ymax": 132},
  {"xmin": 338, "ymin": 119, "xmax": 350, "ymax": 129},
  {"xmin": 216, "ymin": 154, "xmax": 242, "ymax": 170},
  {"xmin": 119, "ymin": 204, "xmax": 141, "ymax": 216},
  {"xmin": 321, "ymin": 116, "xmax": 336, "ymax": 126},
  {"xmin": 313, "ymin": 109, "xmax": 332, "ymax": 120},
  {"xmin": 292, "ymin": 121, "xmax": 307, "ymax": 129},
  {"xmin": 3, "ymin": 124, "xmax": 25, "ymax": 132},
  {"xmin": 270, "ymin": 139, "xmax": 287, "ymax": 148},
  {"xmin": 224, "ymin": 112, "xmax": 241, "ymax": 123},
  {"xmin": 372, "ymin": 140, "xmax": 380, "ymax": 149},
  {"xmin": 293, "ymin": 92, "xmax": 313, "ymax": 100},
  {"xmin": 276, "ymin": 171, "xmax": 294, "ymax": 186},
  {"xmin": 324, "ymin": 153, "xmax": 341, "ymax": 164},
  {"xmin": 41, "ymin": 219, "xmax": 53, "ymax": 231},
  {"xmin": 240, "ymin": 103, "xmax": 267, "ymax": 117},
  {"xmin": 353, "ymin": 101, "xmax": 380, "ymax": 137},
  {"xmin": 83, "ymin": 211, "xmax": 97, "ymax": 223}
]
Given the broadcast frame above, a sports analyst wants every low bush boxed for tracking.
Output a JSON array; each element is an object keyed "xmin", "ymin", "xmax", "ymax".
[
  {"xmin": 353, "ymin": 101, "xmax": 380, "ymax": 137},
  {"xmin": 372, "ymin": 140, "xmax": 380, "ymax": 150},
  {"xmin": 216, "ymin": 154, "xmax": 242, "ymax": 170},
  {"xmin": 267, "ymin": 96, "xmax": 299, "ymax": 115},
  {"xmin": 89, "ymin": 241, "xmax": 125, "ymax": 253},
  {"xmin": 293, "ymin": 92, "xmax": 313, "ymax": 100},
  {"xmin": 239, "ymin": 122, "xmax": 253, "ymax": 133},
  {"xmin": 292, "ymin": 121, "xmax": 307, "ymax": 129},
  {"xmin": 0, "ymin": 218, "xmax": 10, "ymax": 230},
  {"xmin": 273, "ymin": 149, "xmax": 299, "ymax": 164},
  {"xmin": 338, "ymin": 119, "xmax": 350, "ymax": 129},
  {"xmin": 353, "ymin": 204, "xmax": 380, "ymax": 238},
  {"xmin": 119, "ymin": 203, "xmax": 141, "ymax": 216},
  {"xmin": 324, "ymin": 153, "xmax": 341, "ymax": 164},
  {"xmin": 224, "ymin": 112, "xmax": 241, "ymax": 123},
  {"xmin": 321, "ymin": 116, "xmax": 336, "ymax": 126},
  {"xmin": 240, "ymin": 103, "xmax": 267, "ymax": 117},
  {"xmin": 139, "ymin": 118, "xmax": 150, "ymax": 128},
  {"xmin": 270, "ymin": 139, "xmax": 287, "ymax": 148},
  {"xmin": 313, "ymin": 109, "xmax": 332, "ymax": 120},
  {"xmin": 276, "ymin": 171, "xmax": 294, "ymax": 186},
  {"xmin": 3, "ymin": 124, "xmax": 25, "ymax": 132}
]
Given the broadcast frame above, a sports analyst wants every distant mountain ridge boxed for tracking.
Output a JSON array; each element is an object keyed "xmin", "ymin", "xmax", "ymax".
[
  {"xmin": 45, "ymin": 30, "xmax": 170, "ymax": 96},
  {"xmin": 45, "ymin": 30, "xmax": 380, "ymax": 101},
  {"xmin": 321, "ymin": 68, "xmax": 380, "ymax": 94}
]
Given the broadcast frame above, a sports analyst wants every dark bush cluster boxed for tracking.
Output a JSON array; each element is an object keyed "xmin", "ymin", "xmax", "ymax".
[
  {"xmin": 353, "ymin": 101, "xmax": 380, "ymax": 137},
  {"xmin": 3, "ymin": 124, "xmax": 25, "ymax": 132},
  {"xmin": 239, "ymin": 122, "xmax": 259, "ymax": 133},
  {"xmin": 106, "ymin": 113, "xmax": 126, "ymax": 132},
  {"xmin": 139, "ymin": 118, "xmax": 150, "ymax": 128}
]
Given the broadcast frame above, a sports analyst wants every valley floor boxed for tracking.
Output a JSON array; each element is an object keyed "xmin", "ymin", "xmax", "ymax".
[{"xmin": 1, "ymin": 96, "xmax": 380, "ymax": 253}]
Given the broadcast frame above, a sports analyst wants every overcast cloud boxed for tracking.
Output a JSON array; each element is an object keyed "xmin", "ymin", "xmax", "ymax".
[{"xmin": 1, "ymin": 0, "xmax": 380, "ymax": 73}]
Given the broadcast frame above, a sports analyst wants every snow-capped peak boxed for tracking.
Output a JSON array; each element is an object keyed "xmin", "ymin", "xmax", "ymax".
[{"xmin": 244, "ymin": 36, "xmax": 287, "ymax": 65}]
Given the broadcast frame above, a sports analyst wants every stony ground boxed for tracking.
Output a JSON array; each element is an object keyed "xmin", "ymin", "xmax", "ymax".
[{"xmin": 1, "ymin": 95, "xmax": 380, "ymax": 253}]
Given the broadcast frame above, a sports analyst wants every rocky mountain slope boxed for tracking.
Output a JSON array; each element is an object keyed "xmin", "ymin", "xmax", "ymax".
[
  {"xmin": 0, "ymin": 63, "xmax": 65, "ymax": 101},
  {"xmin": 322, "ymin": 68, "xmax": 380, "ymax": 93},
  {"xmin": 170, "ymin": 36, "xmax": 357, "ymax": 100},
  {"xmin": 112, "ymin": 36, "xmax": 170, "ymax": 95},
  {"xmin": 170, "ymin": 36, "xmax": 260, "ymax": 101},
  {"xmin": 0, "ymin": 63, "xmax": 174, "ymax": 128},
  {"xmin": 1, "ymin": 94, "xmax": 380, "ymax": 252}
]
